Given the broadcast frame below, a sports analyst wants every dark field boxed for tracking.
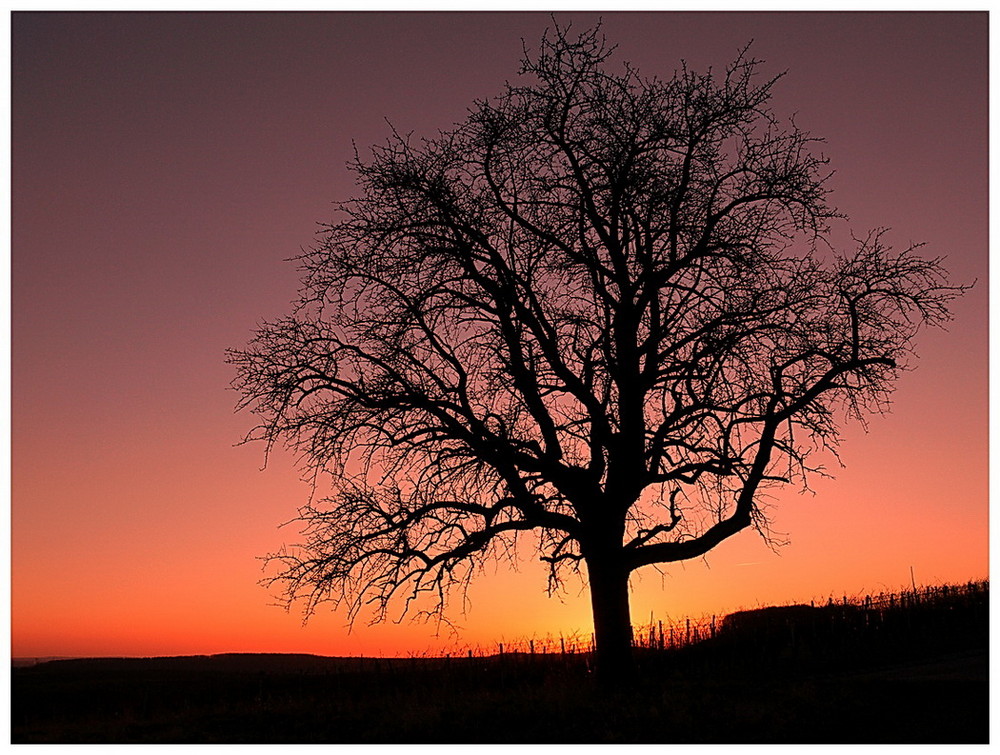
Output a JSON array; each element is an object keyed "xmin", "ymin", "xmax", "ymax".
[{"xmin": 12, "ymin": 584, "xmax": 988, "ymax": 744}]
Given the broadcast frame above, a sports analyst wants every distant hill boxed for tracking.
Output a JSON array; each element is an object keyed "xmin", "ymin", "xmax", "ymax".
[
  {"xmin": 12, "ymin": 657, "xmax": 77, "ymax": 668},
  {"xmin": 13, "ymin": 652, "xmax": 459, "ymax": 674}
]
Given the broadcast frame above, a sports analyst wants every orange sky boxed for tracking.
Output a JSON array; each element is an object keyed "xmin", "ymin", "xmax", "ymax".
[{"xmin": 11, "ymin": 12, "xmax": 988, "ymax": 659}]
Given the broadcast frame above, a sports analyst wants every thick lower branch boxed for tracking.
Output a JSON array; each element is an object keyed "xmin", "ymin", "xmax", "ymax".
[{"xmin": 626, "ymin": 508, "xmax": 753, "ymax": 570}]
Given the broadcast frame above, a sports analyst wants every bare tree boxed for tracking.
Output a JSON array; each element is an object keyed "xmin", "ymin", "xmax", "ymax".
[{"xmin": 229, "ymin": 24, "xmax": 963, "ymax": 680}]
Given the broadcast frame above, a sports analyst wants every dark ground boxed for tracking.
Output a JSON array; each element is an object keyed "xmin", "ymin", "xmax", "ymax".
[{"xmin": 11, "ymin": 589, "xmax": 988, "ymax": 744}]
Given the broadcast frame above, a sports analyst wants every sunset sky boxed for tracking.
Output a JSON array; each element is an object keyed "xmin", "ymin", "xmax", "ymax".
[{"xmin": 11, "ymin": 11, "xmax": 987, "ymax": 659}]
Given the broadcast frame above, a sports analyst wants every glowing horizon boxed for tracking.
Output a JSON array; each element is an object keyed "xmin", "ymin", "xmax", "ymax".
[{"xmin": 11, "ymin": 11, "xmax": 987, "ymax": 660}]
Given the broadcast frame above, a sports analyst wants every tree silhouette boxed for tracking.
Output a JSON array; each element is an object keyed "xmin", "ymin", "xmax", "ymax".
[{"xmin": 230, "ymin": 24, "xmax": 963, "ymax": 680}]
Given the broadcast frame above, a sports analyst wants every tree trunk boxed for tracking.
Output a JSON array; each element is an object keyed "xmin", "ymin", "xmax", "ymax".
[{"xmin": 587, "ymin": 556, "xmax": 634, "ymax": 685}]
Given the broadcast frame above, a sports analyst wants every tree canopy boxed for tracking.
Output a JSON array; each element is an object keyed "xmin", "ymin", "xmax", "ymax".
[{"xmin": 230, "ymin": 23, "xmax": 962, "ymax": 675}]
